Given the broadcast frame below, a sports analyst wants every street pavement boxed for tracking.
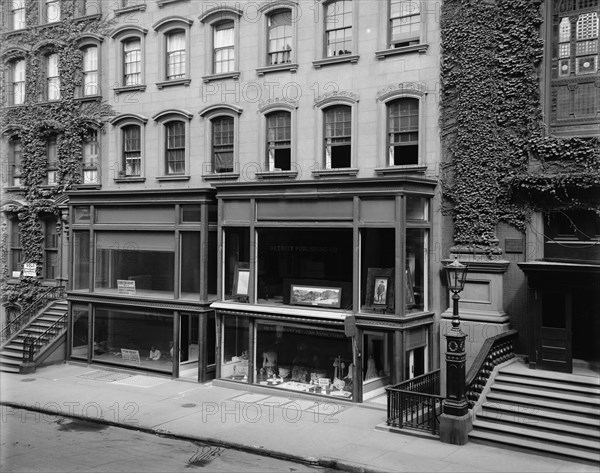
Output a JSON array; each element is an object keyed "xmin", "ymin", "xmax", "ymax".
[{"xmin": 1, "ymin": 363, "xmax": 597, "ymax": 473}]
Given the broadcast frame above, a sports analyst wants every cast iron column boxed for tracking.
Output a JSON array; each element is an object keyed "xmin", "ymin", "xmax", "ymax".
[{"xmin": 442, "ymin": 292, "xmax": 468, "ymax": 417}]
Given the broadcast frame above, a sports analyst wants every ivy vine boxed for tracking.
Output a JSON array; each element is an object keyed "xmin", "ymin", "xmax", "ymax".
[
  {"xmin": 440, "ymin": 0, "xmax": 598, "ymax": 250},
  {"xmin": 1, "ymin": 0, "xmax": 114, "ymax": 304}
]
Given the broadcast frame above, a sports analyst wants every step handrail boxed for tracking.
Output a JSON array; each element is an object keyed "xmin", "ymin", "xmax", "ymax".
[
  {"xmin": 466, "ymin": 329, "xmax": 517, "ymax": 407},
  {"xmin": 1, "ymin": 285, "xmax": 65, "ymax": 345},
  {"xmin": 23, "ymin": 313, "xmax": 68, "ymax": 362}
]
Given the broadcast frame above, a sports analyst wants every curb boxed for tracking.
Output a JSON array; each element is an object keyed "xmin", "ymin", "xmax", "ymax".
[{"xmin": 1, "ymin": 401, "xmax": 388, "ymax": 472}]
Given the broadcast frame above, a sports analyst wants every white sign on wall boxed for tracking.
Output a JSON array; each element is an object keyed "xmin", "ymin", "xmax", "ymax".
[{"xmin": 22, "ymin": 263, "xmax": 37, "ymax": 277}]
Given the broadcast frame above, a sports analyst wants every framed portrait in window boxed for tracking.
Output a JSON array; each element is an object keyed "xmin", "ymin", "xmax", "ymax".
[
  {"xmin": 365, "ymin": 268, "xmax": 394, "ymax": 312},
  {"xmin": 233, "ymin": 264, "xmax": 250, "ymax": 297}
]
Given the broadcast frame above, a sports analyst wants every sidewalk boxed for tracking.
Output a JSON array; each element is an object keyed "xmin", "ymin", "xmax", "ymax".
[{"xmin": 0, "ymin": 363, "xmax": 596, "ymax": 473}]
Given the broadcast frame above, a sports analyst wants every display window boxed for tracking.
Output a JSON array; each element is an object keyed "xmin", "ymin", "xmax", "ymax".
[
  {"xmin": 406, "ymin": 228, "xmax": 428, "ymax": 313},
  {"xmin": 221, "ymin": 315, "xmax": 250, "ymax": 382},
  {"xmin": 93, "ymin": 307, "xmax": 173, "ymax": 373},
  {"xmin": 360, "ymin": 228, "xmax": 395, "ymax": 313},
  {"xmin": 180, "ymin": 232, "xmax": 200, "ymax": 298},
  {"xmin": 95, "ymin": 232, "xmax": 175, "ymax": 297},
  {"xmin": 224, "ymin": 228, "xmax": 250, "ymax": 300},
  {"xmin": 73, "ymin": 231, "xmax": 90, "ymax": 290},
  {"xmin": 256, "ymin": 228, "xmax": 353, "ymax": 308},
  {"xmin": 254, "ymin": 322, "xmax": 353, "ymax": 399},
  {"xmin": 71, "ymin": 305, "xmax": 90, "ymax": 360}
]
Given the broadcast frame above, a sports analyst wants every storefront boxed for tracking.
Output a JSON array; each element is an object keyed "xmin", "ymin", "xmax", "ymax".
[
  {"xmin": 212, "ymin": 178, "xmax": 437, "ymax": 402},
  {"xmin": 67, "ymin": 189, "xmax": 218, "ymax": 381}
]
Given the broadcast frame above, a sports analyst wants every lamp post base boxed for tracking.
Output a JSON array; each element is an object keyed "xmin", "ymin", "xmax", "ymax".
[{"xmin": 439, "ymin": 411, "xmax": 472, "ymax": 445}]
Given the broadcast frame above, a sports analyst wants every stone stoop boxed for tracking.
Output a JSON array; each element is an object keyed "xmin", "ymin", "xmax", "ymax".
[
  {"xmin": 0, "ymin": 300, "xmax": 68, "ymax": 374},
  {"xmin": 469, "ymin": 361, "xmax": 600, "ymax": 465}
]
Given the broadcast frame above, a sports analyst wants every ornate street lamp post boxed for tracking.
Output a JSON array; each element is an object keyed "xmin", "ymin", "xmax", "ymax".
[{"xmin": 440, "ymin": 257, "xmax": 470, "ymax": 444}]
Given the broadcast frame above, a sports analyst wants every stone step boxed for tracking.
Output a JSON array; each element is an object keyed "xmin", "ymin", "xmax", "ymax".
[
  {"xmin": 501, "ymin": 363, "xmax": 600, "ymax": 387},
  {"xmin": 494, "ymin": 373, "xmax": 600, "ymax": 397},
  {"xmin": 475, "ymin": 409, "xmax": 600, "ymax": 439},
  {"xmin": 469, "ymin": 429, "xmax": 600, "ymax": 464},
  {"xmin": 491, "ymin": 383, "xmax": 600, "ymax": 404},
  {"xmin": 486, "ymin": 391, "xmax": 600, "ymax": 417},
  {"xmin": 0, "ymin": 363, "xmax": 21, "ymax": 373},
  {"xmin": 477, "ymin": 400, "xmax": 600, "ymax": 429},
  {"xmin": 473, "ymin": 419, "xmax": 600, "ymax": 450}
]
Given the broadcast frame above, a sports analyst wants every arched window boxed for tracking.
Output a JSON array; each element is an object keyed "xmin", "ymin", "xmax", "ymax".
[
  {"xmin": 123, "ymin": 38, "xmax": 142, "ymax": 85},
  {"xmin": 82, "ymin": 128, "xmax": 99, "ymax": 184},
  {"xmin": 388, "ymin": 98, "xmax": 419, "ymax": 166},
  {"xmin": 44, "ymin": 216, "xmax": 59, "ymax": 280},
  {"xmin": 214, "ymin": 21, "xmax": 235, "ymax": 74},
  {"xmin": 82, "ymin": 46, "xmax": 99, "ymax": 96},
  {"xmin": 267, "ymin": 11, "xmax": 292, "ymax": 65},
  {"xmin": 7, "ymin": 59, "xmax": 26, "ymax": 105},
  {"xmin": 46, "ymin": 53, "xmax": 60, "ymax": 101},
  {"xmin": 166, "ymin": 30, "xmax": 186, "ymax": 79},
  {"xmin": 324, "ymin": 105, "xmax": 352, "ymax": 168},
  {"xmin": 8, "ymin": 136, "xmax": 23, "ymax": 186},
  {"xmin": 45, "ymin": 133, "xmax": 59, "ymax": 185}
]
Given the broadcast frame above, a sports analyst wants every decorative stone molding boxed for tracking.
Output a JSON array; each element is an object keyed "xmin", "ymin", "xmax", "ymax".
[
  {"xmin": 314, "ymin": 90, "xmax": 359, "ymax": 107},
  {"xmin": 376, "ymin": 82, "xmax": 427, "ymax": 102}
]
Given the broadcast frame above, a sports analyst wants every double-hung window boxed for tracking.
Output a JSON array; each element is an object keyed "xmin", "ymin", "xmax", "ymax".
[
  {"xmin": 325, "ymin": 0, "xmax": 353, "ymax": 57},
  {"xmin": 165, "ymin": 121, "xmax": 185, "ymax": 175},
  {"xmin": 389, "ymin": 0, "xmax": 421, "ymax": 48},
  {"xmin": 44, "ymin": 0, "xmax": 60, "ymax": 23},
  {"xmin": 266, "ymin": 111, "xmax": 291, "ymax": 171},
  {"xmin": 123, "ymin": 125, "xmax": 141, "ymax": 176},
  {"xmin": 82, "ymin": 129, "xmax": 99, "ymax": 184},
  {"xmin": 8, "ymin": 59, "xmax": 26, "ymax": 105},
  {"xmin": 268, "ymin": 11, "xmax": 292, "ymax": 65},
  {"xmin": 46, "ymin": 53, "xmax": 60, "ymax": 101},
  {"xmin": 123, "ymin": 38, "xmax": 142, "ymax": 86},
  {"xmin": 44, "ymin": 217, "xmax": 59, "ymax": 280},
  {"xmin": 9, "ymin": 137, "xmax": 23, "ymax": 187},
  {"xmin": 9, "ymin": 218, "xmax": 23, "ymax": 275},
  {"xmin": 46, "ymin": 134, "xmax": 59, "ymax": 185},
  {"xmin": 213, "ymin": 117, "xmax": 234, "ymax": 173},
  {"xmin": 324, "ymin": 105, "xmax": 351, "ymax": 168},
  {"xmin": 82, "ymin": 46, "xmax": 99, "ymax": 96},
  {"xmin": 166, "ymin": 31, "xmax": 186, "ymax": 80},
  {"xmin": 214, "ymin": 22, "xmax": 235, "ymax": 74},
  {"xmin": 388, "ymin": 98, "xmax": 419, "ymax": 165},
  {"xmin": 9, "ymin": 0, "xmax": 26, "ymax": 30}
]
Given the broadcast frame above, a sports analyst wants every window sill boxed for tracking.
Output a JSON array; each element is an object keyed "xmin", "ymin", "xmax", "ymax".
[
  {"xmin": 114, "ymin": 177, "xmax": 146, "ymax": 183},
  {"xmin": 312, "ymin": 168, "xmax": 359, "ymax": 178},
  {"xmin": 255, "ymin": 170, "xmax": 298, "ymax": 180},
  {"xmin": 73, "ymin": 183, "xmax": 101, "ymax": 190},
  {"xmin": 156, "ymin": 78, "xmax": 191, "ymax": 89},
  {"xmin": 374, "ymin": 165, "xmax": 427, "ymax": 176},
  {"xmin": 114, "ymin": 4, "xmax": 147, "ymax": 16},
  {"xmin": 4, "ymin": 186, "xmax": 23, "ymax": 192},
  {"xmin": 158, "ymin": 0, "xmax": 190, "ymax": 6},
  {"xmin": 313, "ymin": 55, "xmax": 359, "ymax": 69},
  {"xmin": 74, "ymin": 14, "xmax": 102, "ymax": 22},
  {"xmin": 75, "ymin": 95, "xmax": 102, "ymax": 103},
  {"xmin": 375, "ymin": 44, "xmax": 429, "ymax": 59},
  {"xmin": 256, "ymin": 63, "xmax": 298, "ymax": 76},
  {"xmin": 202, "ymin": 72, "xmax": 240, "ymax": 83},
  {"xmin": 202, "ymin": 172, "xmax": 240, "ymax": 181},
  {"xmin": 156, "ymin": 175, "xmax": 191, "ymax": 181},
  {"xmin": 114, "ymin": 85, "xmax": 147, "ymax": 94}
]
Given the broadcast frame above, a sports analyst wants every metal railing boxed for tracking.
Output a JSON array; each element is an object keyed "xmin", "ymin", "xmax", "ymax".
[
  {"xmin": 386, "ymin": 370, "xmax": 443, "ymax": 435},
  {"xmin": 1, "ymin": 285, "xmax": 65, "ymax": 345},
  {"xmin": 466, "ymin": 329, "xmax": 517, "ymax": 407},
  {"xmin": 28, "ymin": 314, "xmax": 68, "ymax": 361}
]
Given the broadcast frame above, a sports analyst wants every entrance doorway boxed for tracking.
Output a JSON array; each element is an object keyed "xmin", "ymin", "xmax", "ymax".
[{"xmin": 179, "ymin": 313, "xmax": 199, "ymax": 381}]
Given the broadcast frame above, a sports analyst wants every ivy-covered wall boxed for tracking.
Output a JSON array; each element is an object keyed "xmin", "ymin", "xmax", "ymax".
[
  {"xmin": 440, "ymin": 0, "xmax": 600, "ymax": 250},
  {"xmin": 0, "ymin": 0, "xmax": 113, "ymax": 304}
]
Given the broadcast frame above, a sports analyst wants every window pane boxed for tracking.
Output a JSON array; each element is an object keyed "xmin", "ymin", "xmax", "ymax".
[
  {"xmin": 94, "ymin": 308, "xmax": 173, "ymax": 373},
  {"xmin": 221, "ymin": 315, "xmax": 249, "ymax": 382},
  {"xmin": 167, "ymin": 32, "xmax": 186, "ymax": 79},
  {"xmin": 124, "ymin": 39, "xmax": 142, "ymax": 85},
  {"xmin": 71, "ymin": 306, "xmax": 89, "ymax": 359},
  {"xmin": 181, "ymin": 232, "xmax": 200, "ymax": 297}
]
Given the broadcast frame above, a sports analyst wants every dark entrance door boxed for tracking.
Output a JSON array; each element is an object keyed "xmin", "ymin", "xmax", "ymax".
[{"xmin": 537, "ymin": 290, "xmax": 572, "ymax": 373}]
